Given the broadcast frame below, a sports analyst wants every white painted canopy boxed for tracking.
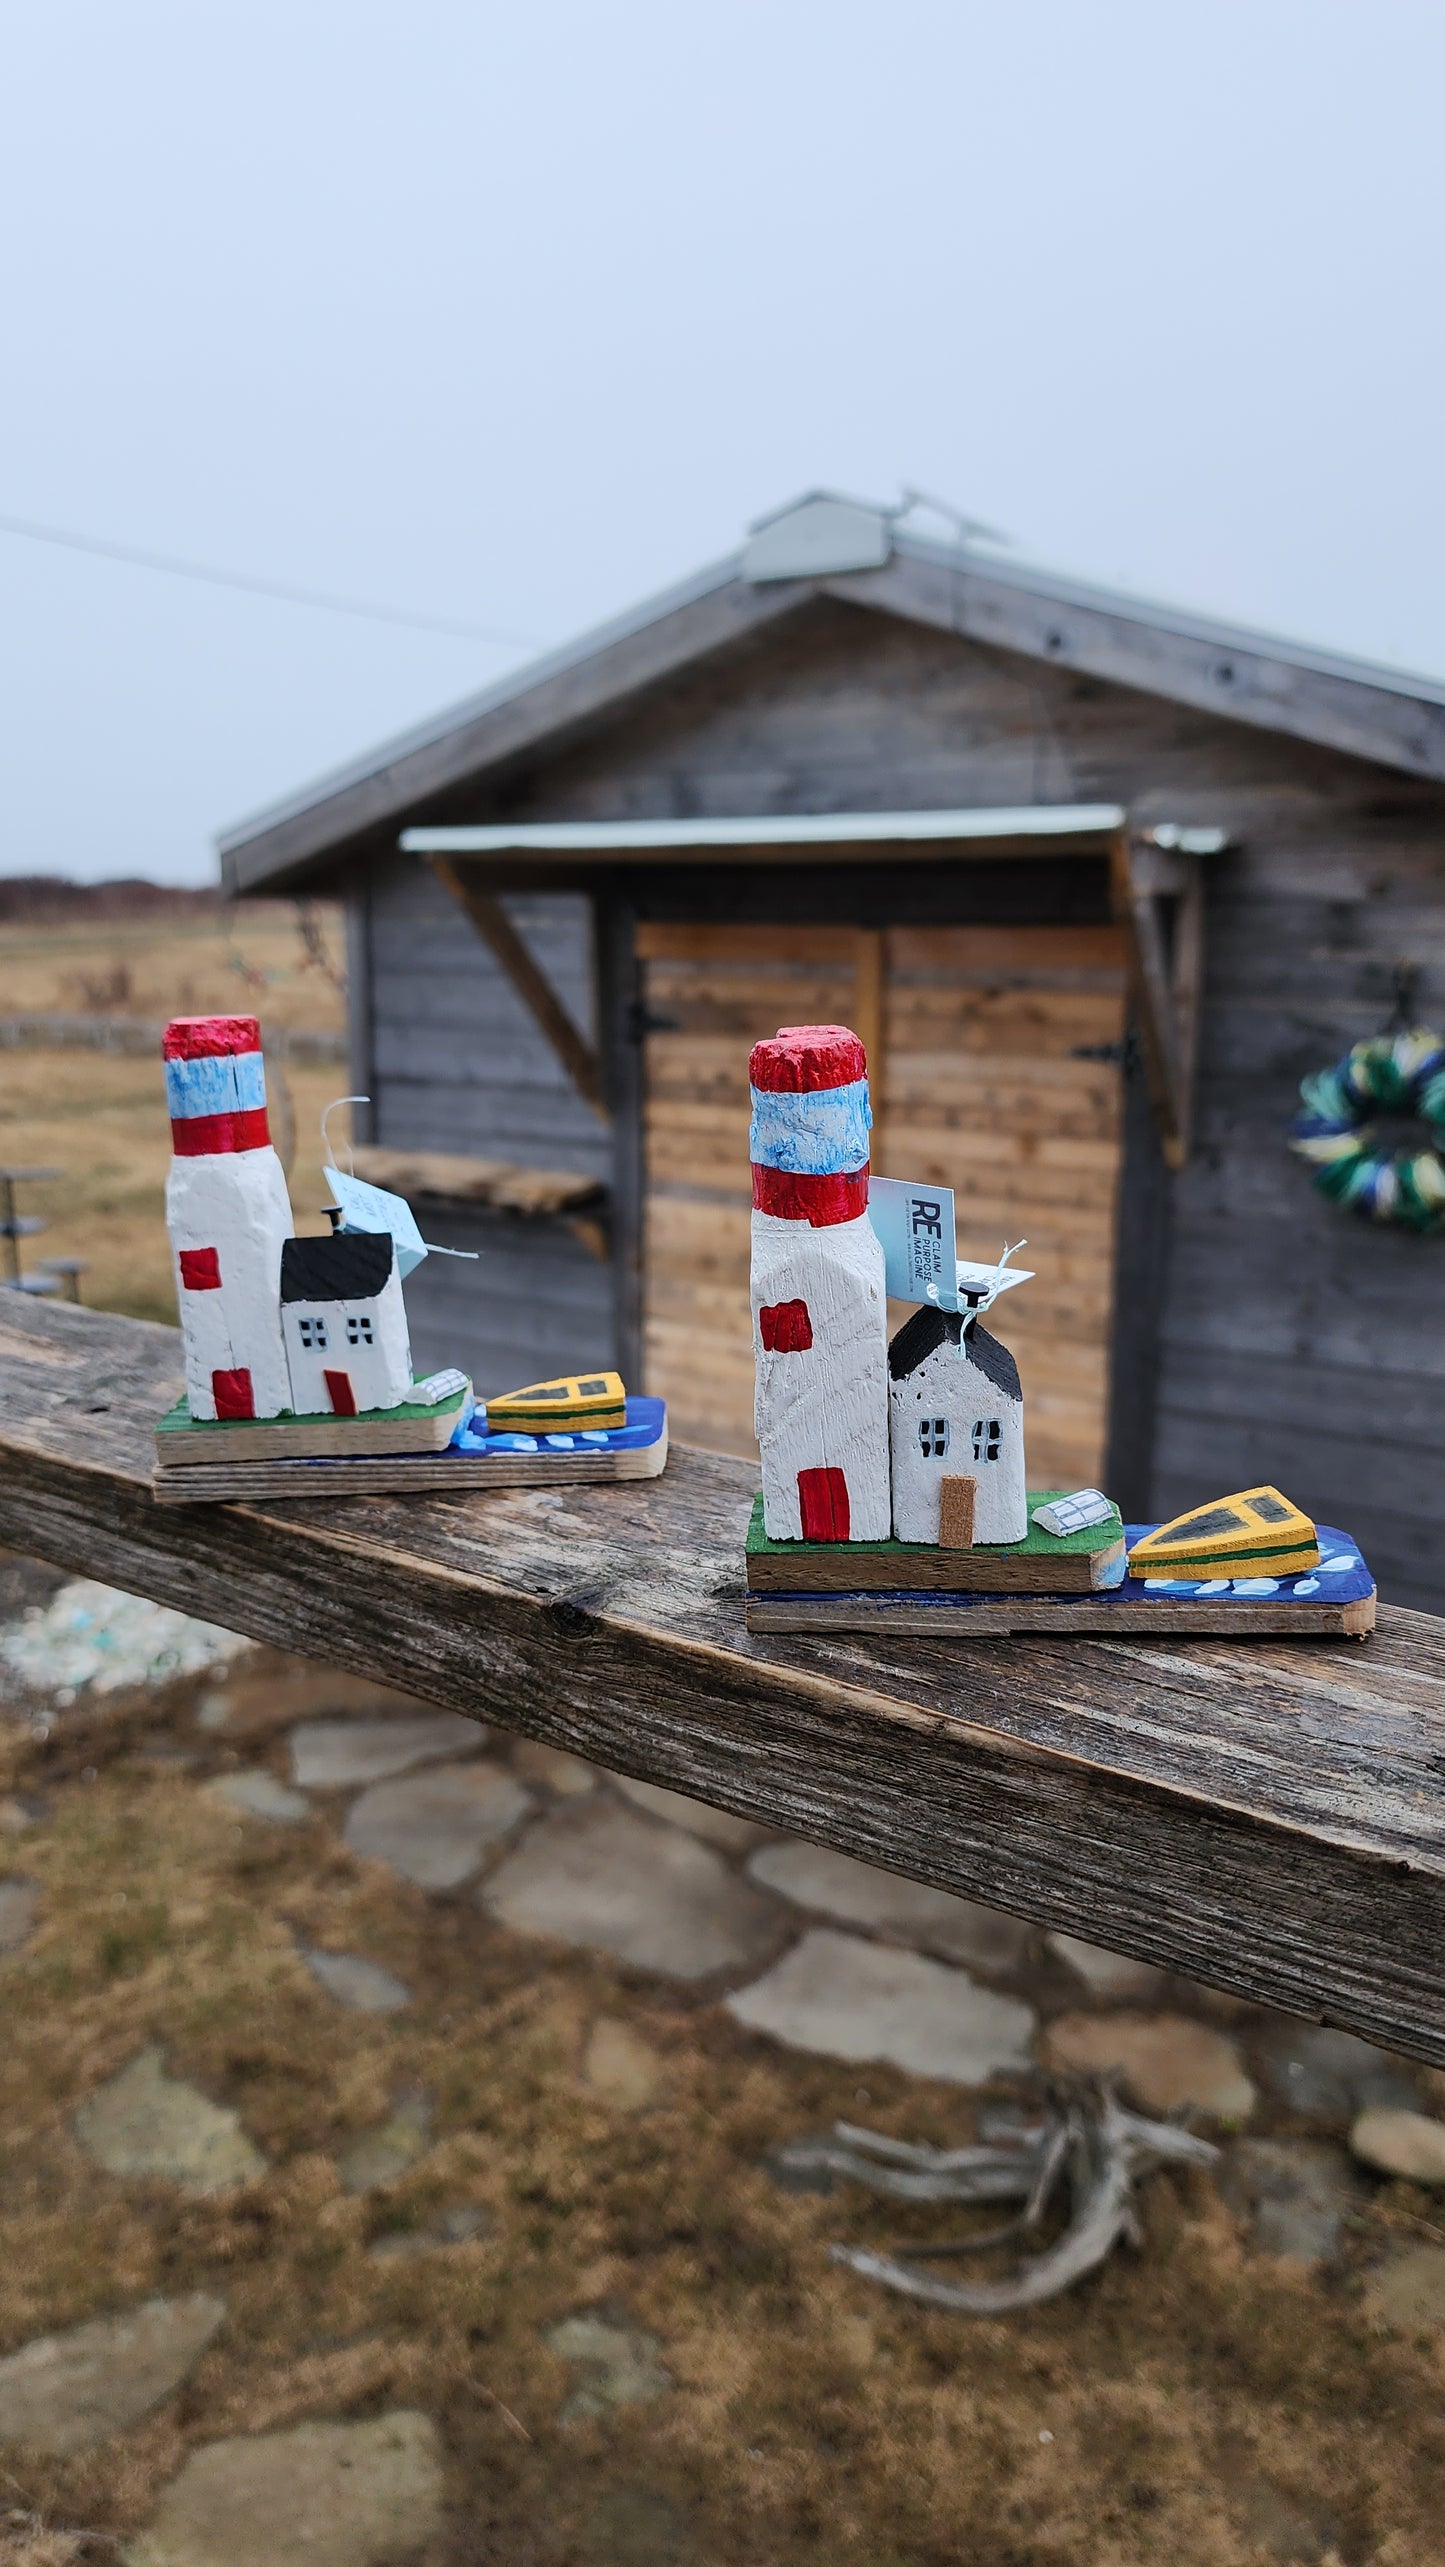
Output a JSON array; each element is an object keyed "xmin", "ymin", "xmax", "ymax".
[{"xmin": 401, "ymin": 804, "xmax": 1213, "ymax": 865}]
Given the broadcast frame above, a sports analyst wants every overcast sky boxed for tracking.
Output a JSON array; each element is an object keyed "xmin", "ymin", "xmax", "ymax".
[{"xmin": 3, "ymin": 0, "xmax": 1441, "ymax": 884}]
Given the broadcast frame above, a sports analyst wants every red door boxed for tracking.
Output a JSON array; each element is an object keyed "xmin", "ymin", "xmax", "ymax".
[
  {"xmin": 211, "ymin": 1367, "xmax": 254, "ymax": 1420},
  {"xmin": 798, "ymin": 1466, "xmax": 850, "ymax": 1541},
  {"xmin": 324, "ymin": 1370, "xmax": 358, "ymax": 1416}
]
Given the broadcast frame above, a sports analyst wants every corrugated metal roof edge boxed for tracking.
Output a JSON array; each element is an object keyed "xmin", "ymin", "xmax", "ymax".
[{"xmin": 217, "ymin": 511, "xmax": 1445, "ymax": 868}]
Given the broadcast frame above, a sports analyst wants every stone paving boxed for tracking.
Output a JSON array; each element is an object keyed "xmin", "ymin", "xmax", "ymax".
[
  {"xmin": 728, "ymin": 1927, "xmax": 1037, "ymax": 2082},
  {"xmin": 169, "ymin": 1680, "xmax": 1445, "ymax": 2162},
  {"xmin": 481, "ymin": 1794, "xmax": 781, "ymax": 1981},
  {"xmin": 126, "ymin": 2410, "xmax": 446, "ymax": 2567},
  {"xmin": 3, "ymin": 1587, "xmax": 1445, "ymax": 2557},
  {"xmin": 0, "ymin": 2293, "xmax": 225, "ymax": 2458},
  {"xmin": 72, "ymin": 2046, "xmax": 267, "ymax": 2194}
]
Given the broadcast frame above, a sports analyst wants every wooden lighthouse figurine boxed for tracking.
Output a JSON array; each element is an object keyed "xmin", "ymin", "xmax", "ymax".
[
  {"xmin": 749, "ymin": 1023, "xmax": 890, "ymax": 1541},
  {"xmin": 163, "ymin": 1014, "xmax": 295, "ymax": 1421}
]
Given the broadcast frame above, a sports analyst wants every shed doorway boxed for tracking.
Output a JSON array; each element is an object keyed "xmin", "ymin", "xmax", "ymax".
[{"xmin": 638, "ymin": 919, "xmax": 1128, "ymax": 1487}]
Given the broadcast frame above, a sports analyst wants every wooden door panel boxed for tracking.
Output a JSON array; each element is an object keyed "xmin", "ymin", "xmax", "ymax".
[{"xmin": 884, "ymin": 924, "xmax": 1127, "ymax": 1489}]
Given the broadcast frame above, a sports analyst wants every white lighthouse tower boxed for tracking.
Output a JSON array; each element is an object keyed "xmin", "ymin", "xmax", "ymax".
[
  {"xmin": 749, "ymin": 1023, "xmax": 890, "ymax": 1541},
  {"xmin": 162, "ymin": 1014, "xmax": 295, "ymax": 1421}
]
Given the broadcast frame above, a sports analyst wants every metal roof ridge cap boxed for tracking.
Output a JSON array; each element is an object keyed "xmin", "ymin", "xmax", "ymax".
[
  {"xmin": 215, "ymin": 544, "xmax": 750, "ymax": 856},
  {"xmin": 882, "ymin": 530, "xmax": 1445, "ymax": 709}
]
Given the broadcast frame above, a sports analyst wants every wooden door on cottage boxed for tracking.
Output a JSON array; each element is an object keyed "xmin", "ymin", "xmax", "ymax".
[{"xmin": 638, "ymin": 919, "xmax": 1129, "ymax": 1489}]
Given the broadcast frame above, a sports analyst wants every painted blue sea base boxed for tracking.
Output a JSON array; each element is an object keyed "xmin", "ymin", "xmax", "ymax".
[
  {"xmin": 450, "ymin": 1394, "xmax": 667, "ymax": 1460},
  {"xmin": 755, "ymin": 1525, "xmax": 1375, "ymax": 1620},
  {"xmin": 1123, "ymin": 1524, "xmax": 1371, "ymax": 1605}
]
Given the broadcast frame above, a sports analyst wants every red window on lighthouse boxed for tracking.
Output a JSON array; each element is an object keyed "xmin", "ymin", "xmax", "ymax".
[
  {"xmin": 179, "ymin": 1247, "xmax": 221, "ymax": 1290},
  {"xmin": 798, "ymin": 1466, "xmax": 850, "ymax": 1541},
  {"xmin": 759, "ymin": 1299, "xmax": 813, "ymax": 1352}
]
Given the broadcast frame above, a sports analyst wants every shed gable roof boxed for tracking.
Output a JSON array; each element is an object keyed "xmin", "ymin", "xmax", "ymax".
[{"xmin": 219, "ymin": 493, "xmax": 1445, "ymax": 895}]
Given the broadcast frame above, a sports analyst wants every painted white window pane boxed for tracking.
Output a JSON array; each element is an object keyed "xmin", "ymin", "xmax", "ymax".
[
  {"xmin": 917, "ymin": 1416, "xmax": 950, "ymax": 1459},
  {"xmin": 971, "ymin": 1417, "xmax": 1001, "ymax": 1462},
  {"xmin": 298, "ymin": 1315, "xmax": 329, "ymax": 1351}
]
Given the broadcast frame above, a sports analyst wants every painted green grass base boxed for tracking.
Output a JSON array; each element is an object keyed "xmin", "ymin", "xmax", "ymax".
[
  {"xmin": 156, "ymin": 1384, "xmax": 470, "ymax": 1439},
  {"xmin": 745, "ymin": 1490, "xmax": 1123, "ymax": 1559}
]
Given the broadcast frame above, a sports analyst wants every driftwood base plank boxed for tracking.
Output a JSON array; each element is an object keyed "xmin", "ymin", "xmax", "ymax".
[
  {"xmin": 745, "ymin": 1493, "xmax": 1125, "ymax": 1593},
  {"xmin": 154, "ymin": 1383, "xmax": 472, "ymax": 1466},
  {"xmin": 150, "ymin": 1412, "xmax": 669, "ymax": 1505},
  {"xmin": 2, "ymin": 1299, "xmax": 1445, "ymax": 2067},
  {"xmin": 746, "ymin": 1591, "xmax": 1375, "ymax": 1637}
]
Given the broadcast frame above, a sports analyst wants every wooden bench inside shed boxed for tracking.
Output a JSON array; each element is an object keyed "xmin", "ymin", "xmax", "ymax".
[{"xmin": 3, "ymin": 1293, "xmax": 1444, "ymax": 2073}]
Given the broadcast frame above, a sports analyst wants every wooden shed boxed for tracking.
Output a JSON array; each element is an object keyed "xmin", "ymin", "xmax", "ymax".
[{"xmin": 219, "ymin": 492, "xmax": 1445, "ymax": 1611}]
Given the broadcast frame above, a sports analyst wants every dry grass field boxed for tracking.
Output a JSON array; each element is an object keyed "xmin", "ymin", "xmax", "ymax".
[{"xmin": 0, "ymin": 902, "xmax": 348, "ymax": 1322}]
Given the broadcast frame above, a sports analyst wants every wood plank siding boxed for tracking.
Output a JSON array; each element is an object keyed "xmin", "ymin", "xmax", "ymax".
[
  {"xmin": 357, "ymin": 857, "xmax": 614, "ymax": 1392},
  {"xmin": 349, "ymin": 599, "xmax": 1445, "ymax": 1609}
]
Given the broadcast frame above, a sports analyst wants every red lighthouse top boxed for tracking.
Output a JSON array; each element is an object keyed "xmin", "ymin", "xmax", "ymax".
[
  {"xmin": 749, "ymin": 1025, "xmax": 867, "ymax": 1094},
  {"xmin": 162, "ymin": 1015, "xmax": 262, "ymax": 1060}
]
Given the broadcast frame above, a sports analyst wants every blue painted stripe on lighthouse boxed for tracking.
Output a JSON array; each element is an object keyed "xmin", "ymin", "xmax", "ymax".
[
  {"xmin": 164, "ymin": 1049, "xmax": 267, "ymax": 1120},
  {"xmin": 749, "ymin": 1076, "xmax": 872, "ymax": 1175}
]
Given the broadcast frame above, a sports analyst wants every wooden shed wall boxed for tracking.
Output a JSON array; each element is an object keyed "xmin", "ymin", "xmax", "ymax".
[
  {"xmin": 355, "ymin": 597, "xmax": 1445, "ymax": 1611},
  {"xmin": 352, "ymin": 858, "xmax": 614, "ymax": 1391}
]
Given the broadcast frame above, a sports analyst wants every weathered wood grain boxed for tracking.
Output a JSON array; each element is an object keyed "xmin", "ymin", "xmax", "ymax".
[
  {"xmin": 4, "ymin": 1296, "xmax": 1445, "ymax": 2067},
  {"xmin": 349, "ymin": 1143, "xmax": 605, "ymax": 1220}
]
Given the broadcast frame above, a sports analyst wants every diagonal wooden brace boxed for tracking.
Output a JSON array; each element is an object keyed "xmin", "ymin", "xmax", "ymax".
[{"xmin": 430, "ymin": 857, "xmax": 608, "ymax": 1120}]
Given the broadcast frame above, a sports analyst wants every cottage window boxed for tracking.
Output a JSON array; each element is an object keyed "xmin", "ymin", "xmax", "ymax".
[
  {"xmin": 346, "ymin": 1313, "xmax": 374, "ymax": 1347},
  {"xmin": 918, "ymin": 1416, "xmax": 950, "ymax": 1459},
  {"xmin": 298, "ymin": 1316, "xmax": 328, "ymax": 1351},
  {"xmin": 972, "ymin": 1417, "xmax": 1001, "ymax": 1462}
]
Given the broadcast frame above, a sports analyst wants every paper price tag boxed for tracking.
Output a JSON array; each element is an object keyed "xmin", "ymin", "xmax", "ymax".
[{"xmin": 866, "ymin": 1177, "xmax": 959, "ymax": 1307}]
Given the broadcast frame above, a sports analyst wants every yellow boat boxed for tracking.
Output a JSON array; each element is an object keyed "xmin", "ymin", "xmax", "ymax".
[
  {"xmin": 1128, "ymin": 1487, "xmax": 1319, "ymax": 1580},
  {"xmin": 485, "ymin": 1369, "xmax": 626, "ymax": 1433}
]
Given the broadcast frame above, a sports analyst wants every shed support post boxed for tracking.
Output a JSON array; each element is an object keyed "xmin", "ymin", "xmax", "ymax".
[
  {"xmin": 852, "ymin": 929, "xmax": 885, "ymax": 1151},
  {"xmin": 430, "ymin": 858, "xmax": 609, "ymax": 1121},
  {"xmin": 1108, "ymin": 831, "xmax": 1206, "ymax": 1169},
  {"xmin": 595, "ymin": 892, "xmax": 645, "ymax": 1386}
]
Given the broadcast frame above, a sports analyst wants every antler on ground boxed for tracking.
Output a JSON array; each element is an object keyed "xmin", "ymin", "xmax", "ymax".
[{"xmin": 778, "ymin": 2085, "xmax": 1217, "ymax": 2315}]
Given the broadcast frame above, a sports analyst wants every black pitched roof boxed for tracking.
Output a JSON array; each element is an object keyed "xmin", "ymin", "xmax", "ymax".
[
  {"xmin": 280, "ymin": 1231, "xmax": 393, "ymax": 1305},
  {"xmin": 888, "ymin": 1306, "xmax": 1021, "ymax": 1401}
]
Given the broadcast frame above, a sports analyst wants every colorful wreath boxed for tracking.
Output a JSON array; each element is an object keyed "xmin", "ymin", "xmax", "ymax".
[{"xmin": 1288, "ymin": 1027, "xmax": 1445, "ymax": 1233}]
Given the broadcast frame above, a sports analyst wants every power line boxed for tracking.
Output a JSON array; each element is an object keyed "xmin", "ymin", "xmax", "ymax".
[{"xmin": 0, "ymin": 508, "xmax": 540, "ymax": 649}]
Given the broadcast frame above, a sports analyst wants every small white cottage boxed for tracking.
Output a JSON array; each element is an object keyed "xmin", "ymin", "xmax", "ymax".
[
  {"xmin": 280, "ymin": 1229, "xmax": 414, "ymax": 1418},
  {"xmin": 887, "ymin": 1305, "xmax": 1027, "ymax": 1546}
]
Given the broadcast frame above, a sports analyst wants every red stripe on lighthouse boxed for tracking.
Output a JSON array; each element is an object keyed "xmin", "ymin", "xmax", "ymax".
[
  {"xmin": 751, "ymin": 1163, "xmax": 869, "ymax": 1226},
  {"xmin": 170, "ymin": 1107, "xmax": 272, "ymax": 1156}
]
